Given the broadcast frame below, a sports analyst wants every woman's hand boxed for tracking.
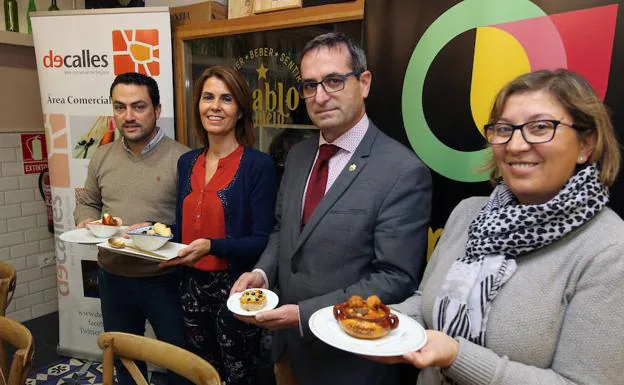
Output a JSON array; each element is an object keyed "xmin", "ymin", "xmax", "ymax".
[
  {"xmin": 159, "ymin": 238, "xmax": 211, "ymax": 268},
  {"xmin": 402, "ymin": 330, "xmax": 459, "ymax": 369},
  {"xmin": 361, "ymin": 330, "xmax": 459, "ymax": 369}
]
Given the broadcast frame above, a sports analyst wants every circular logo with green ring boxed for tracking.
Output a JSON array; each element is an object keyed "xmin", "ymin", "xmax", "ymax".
[{"xmin": 402, "ymin": 0, "xmax": 546, "ymax": 182}]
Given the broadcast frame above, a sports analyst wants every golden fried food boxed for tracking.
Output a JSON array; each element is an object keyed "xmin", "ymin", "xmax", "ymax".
[{"xmin": 333, "ymin": 295, "xmax": 399, "ymax": 340}]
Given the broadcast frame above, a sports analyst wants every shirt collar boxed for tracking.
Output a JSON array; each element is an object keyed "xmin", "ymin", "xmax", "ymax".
[
  {"xmin": 122, "ymin": 126, "xmax": 165, "ymax": 156},
  {"xmin": 318, "ymin": 114, "xmax": 369, "ymax": 153}
]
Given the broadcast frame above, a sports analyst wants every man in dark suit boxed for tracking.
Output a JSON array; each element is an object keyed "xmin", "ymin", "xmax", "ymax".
[{"xmin": 232, "ymin": 32, "xmax": 432, "ymax": 385}]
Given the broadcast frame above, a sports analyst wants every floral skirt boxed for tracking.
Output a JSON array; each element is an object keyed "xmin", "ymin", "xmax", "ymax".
[{"xmin": 180, "ymin": 268, "xmax": 261, "ymax": 385}]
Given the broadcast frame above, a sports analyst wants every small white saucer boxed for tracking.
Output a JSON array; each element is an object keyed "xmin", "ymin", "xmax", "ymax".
[{"xmin": 227, "ymin": 289, "xmax": 279, "ymax": 316}]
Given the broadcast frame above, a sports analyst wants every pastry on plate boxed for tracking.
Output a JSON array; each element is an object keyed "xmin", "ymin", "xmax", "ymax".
[
  {"xmin": 333, "ymin": 295, "xmax": 399, "ymax": 339},
  {"xmin": 240, "ymin": 289, "xmax": 267, "ymax": 311}
]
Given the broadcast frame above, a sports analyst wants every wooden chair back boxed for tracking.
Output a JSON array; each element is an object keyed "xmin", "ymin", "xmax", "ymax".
[
  {"xmin": 0, "ymin": 263, "xmax": 18, "ymax": 381},
  {"xmin": 0, "ymin": 316, "xmax": 34, "ymax": 385},
  {"xmin": 0, "ymin": 262, "xmax": 16, "ymax": 316},
  {"xmin": 97, "ymin": 332, "xmax": 221, "ymax": 385}
]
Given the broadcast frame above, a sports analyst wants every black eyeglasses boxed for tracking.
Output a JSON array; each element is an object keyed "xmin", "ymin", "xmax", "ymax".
[
  {"xmin": 298, "ymin": 71, "xmax": 360, "ymax": 99},
  {"xmin": 484, "ymin": 119, "xmax": 579, "ymax": 145}
]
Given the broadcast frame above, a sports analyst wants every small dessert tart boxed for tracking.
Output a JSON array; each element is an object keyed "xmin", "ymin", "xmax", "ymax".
[{"xmin": 239, "ymin": 289, "xmax": 267, "ymax": 311}]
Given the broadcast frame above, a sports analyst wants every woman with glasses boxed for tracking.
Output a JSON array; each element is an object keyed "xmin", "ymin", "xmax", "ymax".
[
  {"xmin": 160, "ymin": 65, "xmax": 277, "ymax": 385},
  {"xmin": 378, "ymin": 69, "xmax": 624, "ymax": 384}
]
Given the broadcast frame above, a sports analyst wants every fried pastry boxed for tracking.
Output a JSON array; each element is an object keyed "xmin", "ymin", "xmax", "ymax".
[{"xmin": 333, "ymin": 295, "xmax": 399, "ymax": 339}]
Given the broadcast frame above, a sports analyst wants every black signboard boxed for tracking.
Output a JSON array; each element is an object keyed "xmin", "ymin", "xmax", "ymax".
[{"xmin": 364, "ymin": 0, "xmax": 624, "ymax": 245}]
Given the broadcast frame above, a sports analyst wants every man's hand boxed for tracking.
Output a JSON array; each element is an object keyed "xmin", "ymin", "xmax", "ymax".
[
  {"xmin": 120, "ymin": 222, "xmax": 153, "ymax": 238},
  {"xmin": 237, "ymin": 304, "xmax": 300, "ymax": 331},
  {"xmin": 230, "ymin": 271, "xmax": 266, "ymax": 296},
  {"xmin": 77, "ymin": 218, "xmax": 97, "ymax": 228},
  {"xmin": 159, "ymin": 238, "xmax": 211, "ymax": 268}
]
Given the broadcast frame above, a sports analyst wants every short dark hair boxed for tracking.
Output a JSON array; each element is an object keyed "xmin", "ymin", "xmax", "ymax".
[
  {"xmin": 192, "ymin": 65, "xmax": 255, "ymax": 147},
  {"xmin": 110, "ymin": 72, "xmax": 160, "ymax": 107},
  {"xmin": 299, "ymin": 32, "xmax": 367, "ymax": 75}
]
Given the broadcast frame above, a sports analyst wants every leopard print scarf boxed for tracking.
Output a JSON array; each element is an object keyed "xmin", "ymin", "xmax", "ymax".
[{"xmin": 433, "ymin": 164, "xmax": 608, "ymax": 349}]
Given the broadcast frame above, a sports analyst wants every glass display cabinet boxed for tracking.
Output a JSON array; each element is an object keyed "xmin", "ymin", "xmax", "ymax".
[{"xmin": 172, "ymin": 0, "xmax": 364, "ymax": 161}]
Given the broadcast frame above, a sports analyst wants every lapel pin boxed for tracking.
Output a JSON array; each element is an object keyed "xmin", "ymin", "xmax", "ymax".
[{"xmin": 348, "ymin": 163, "xmax": 357, "ymax": 172}]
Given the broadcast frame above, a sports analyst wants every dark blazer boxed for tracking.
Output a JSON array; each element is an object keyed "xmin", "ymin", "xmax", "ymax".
[
  {"xmin": 175, "ymin": 146, "xmax": 277, "ymax": 277},
  {"xmin": 255, "ymin": 122, "xmax": 432, "ymax": 385}
]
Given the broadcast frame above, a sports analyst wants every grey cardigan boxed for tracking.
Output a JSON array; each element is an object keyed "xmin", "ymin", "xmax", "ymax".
[{"xmin": 393, "ymin": 197, "xmax": 624, "ymax": 385}]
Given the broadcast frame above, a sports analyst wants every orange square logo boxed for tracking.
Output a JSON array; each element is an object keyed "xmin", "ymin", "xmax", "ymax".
[{"xmin": 112, "ymin": 29, "xmax": 160, "ymax": 76}]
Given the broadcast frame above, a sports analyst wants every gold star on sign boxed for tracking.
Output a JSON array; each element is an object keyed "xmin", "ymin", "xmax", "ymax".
[{"xmin": 256, "ymin": 63, "xmax": 269, "ymax": 80}]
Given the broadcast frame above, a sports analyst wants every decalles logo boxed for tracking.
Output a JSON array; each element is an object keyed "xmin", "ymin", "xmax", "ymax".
[
  {"xmin": 40, "ymin": 28, "xmax": 160, "ymax": 76},
  {"xmin": 112, "ymin": 29, "xmax": 160, "ymax": 76},
  {"xmin": 403, "ymin": 0, "xmax": 618, "ymax": 182},
  {"xmin": 42, "ymin": 49, "xmax": 109, "ymax": 68}
]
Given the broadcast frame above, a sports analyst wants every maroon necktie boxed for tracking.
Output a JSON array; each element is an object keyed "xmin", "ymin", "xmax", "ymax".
[{"xmin": 302, "ymin": 144, "xmax": 340, "ymax": 226}]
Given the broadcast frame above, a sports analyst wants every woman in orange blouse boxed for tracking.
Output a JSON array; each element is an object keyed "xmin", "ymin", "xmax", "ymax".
[{"xmin": 163, "ymin": 66, "xmax": 277, "ymax": 385}]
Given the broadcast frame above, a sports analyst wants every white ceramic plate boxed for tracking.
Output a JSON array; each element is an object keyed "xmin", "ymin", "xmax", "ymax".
[
  {"xmin": 309, "ymin": 306, "xmax": 427, "ymax": 356},
  {"xmin": 59, "ymin": 227, "xmax": 127, "ymax": 244},
  {"xmin": 227, "ymin": 289, "xmax": 279, "ymax": 316},
  {"xmin": 97, "ymin": 239, "xmax": 187, "ymax": 262}
]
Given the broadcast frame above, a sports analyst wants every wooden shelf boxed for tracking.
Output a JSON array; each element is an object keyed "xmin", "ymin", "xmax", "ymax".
[
  {"xmin": 173, "ymin": 0, "xmax": 364, "ymax": 39},
  {"xmin": 0, "ymin": 31, "xmax": 34, "ymax": 47}
]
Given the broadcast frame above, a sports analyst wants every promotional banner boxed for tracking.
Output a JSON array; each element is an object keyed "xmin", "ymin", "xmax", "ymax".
[
  {"xmin": 364, "ymin": 0, "xmax": 624, "ymax": 257},
  {"xmin": 31, "ymin": 8, "xmax": 174, "ymax": 359}
]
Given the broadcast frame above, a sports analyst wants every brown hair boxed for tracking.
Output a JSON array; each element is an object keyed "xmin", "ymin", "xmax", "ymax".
[
  {"xmin": 192, "ymin": 65, "xmax": 255, "ymax": 147},
  {"xmin": 486, "ymin": 69, "xmax": 621, "ymax": 186}
]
